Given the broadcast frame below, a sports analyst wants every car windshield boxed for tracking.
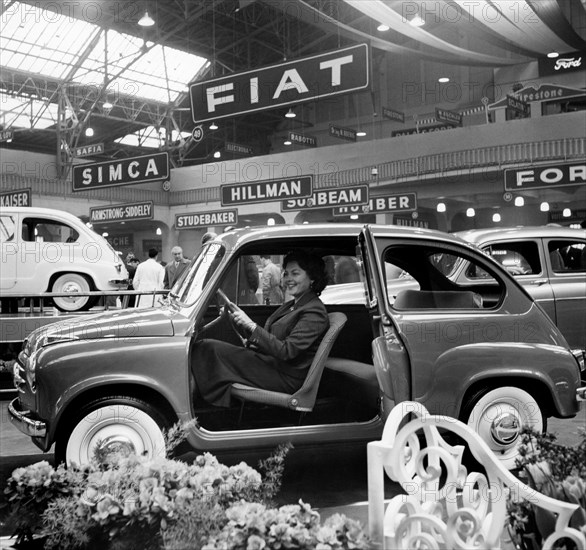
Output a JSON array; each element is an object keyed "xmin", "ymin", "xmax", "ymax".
[{"xmin": 171, "ymin": 242, "xmax": 225, "ymax": 306}]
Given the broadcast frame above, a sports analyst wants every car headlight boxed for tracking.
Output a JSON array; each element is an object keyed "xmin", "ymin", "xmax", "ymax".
[{"xmin": 572, "ymin": 348, "xmax": 585, "ymax": 378}]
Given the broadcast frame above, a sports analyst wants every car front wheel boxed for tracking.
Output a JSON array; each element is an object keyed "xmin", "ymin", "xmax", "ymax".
[
  {"xmin": 464, "ymin": 386, "xmax": 544, "ymax": 470},
  {"xmin": 55, "ymin": 396, "xmax": 167, "ymax": 466}
]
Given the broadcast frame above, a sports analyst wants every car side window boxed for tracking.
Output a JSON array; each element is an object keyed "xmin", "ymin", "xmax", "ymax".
[
  {"xmin": 474, "ymin": 241, "xmax": 541, "ymax": 277},
  {"xmin": 548, "ymin": 240, "xmax": 586, "ymax": 273},
  {"xmin": 384, "ymin": 244, "xmax": 503, "ymax": 310},
  {"xmin": 0, "ymin": 215, "xmax": 15, "ymax": 243},
  {"xmin": 221, "ymin": 255, "xmax": 261, "ymax": 306},
  {"xmin": 22, "ymin": 217, "xmax": 79, "ymax": 243}
]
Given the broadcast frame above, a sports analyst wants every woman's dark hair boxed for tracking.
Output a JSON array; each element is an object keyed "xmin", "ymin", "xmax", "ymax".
[{"xmin": 283, "ymin": 250, "xmax": 328, "ymax": 295}]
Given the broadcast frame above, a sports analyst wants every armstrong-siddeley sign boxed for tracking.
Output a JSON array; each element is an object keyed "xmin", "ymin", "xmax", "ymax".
[
  {"xmin": 90, "ymin": 201, "xmax": 154, "ymax": 223},
  {"xmin": 73, "ymin": 152, "xmax": 169, "ymax": 191},
  {"xmin": 190, "ymin": 44, "xmax": 369, "ymax": 124}
]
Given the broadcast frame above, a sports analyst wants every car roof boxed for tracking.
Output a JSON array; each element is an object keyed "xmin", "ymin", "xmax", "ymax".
[
  {"xmin": 215, "ymin": 223, "xmax": 471, "ymax": 248},
  {"xmin": 0, "ymin": 206, "xmax": 85, "ymax": 224},
  {"xmin": 456, "ymin": 226, "xmax": 586, "ymax": 245}
]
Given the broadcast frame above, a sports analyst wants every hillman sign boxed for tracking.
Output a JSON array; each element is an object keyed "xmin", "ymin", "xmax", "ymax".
[
  {"xmin": 190, "ymin": 44, "xmax": 369, "ymax": 123},
  {"xmin": 221, "ymin": 176, "xmax": 313, "ymax": 206},
  {"xmin": 72, "ymin": 152, "xmax": 169, "ymax": 191},
  {"xmin": 282, "ymin": 185, "xmax": 368, "ymax": 211}
]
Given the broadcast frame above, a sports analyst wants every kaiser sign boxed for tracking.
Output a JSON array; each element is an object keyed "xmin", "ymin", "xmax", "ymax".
[{"xmin": 190, "ymin": 44, "xmax": 369, "ymax": 123}]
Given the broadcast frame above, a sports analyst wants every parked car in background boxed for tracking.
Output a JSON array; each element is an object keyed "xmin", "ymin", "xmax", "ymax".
[
  {"xmin": 9, "ymin": 224, "xmax": 585, "ymax": 472},
  {"xmin": 323, "ymin": 226, "xmax": 586, "ymax": 350},
  {"xmin": 0, "ymin": 207, "xmax": 128, "ymax": 311},
  {"xmin": 455, "ymin": 226, "xmax": 586, "ymax": 350}
]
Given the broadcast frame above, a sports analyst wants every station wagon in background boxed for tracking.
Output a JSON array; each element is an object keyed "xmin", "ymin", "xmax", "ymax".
[
  {"xmin": 9, "ymin": 224, "xmax": 586, "ymax": 471},
  {"xmin": 0, "ymin": 207, "xmax": 128, "ymax": 311}
]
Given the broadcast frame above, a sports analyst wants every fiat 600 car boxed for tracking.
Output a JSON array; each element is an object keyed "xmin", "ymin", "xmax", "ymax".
[{"xmin": 10, "ymin": 224, "xmax": 586, "ymax": 469}]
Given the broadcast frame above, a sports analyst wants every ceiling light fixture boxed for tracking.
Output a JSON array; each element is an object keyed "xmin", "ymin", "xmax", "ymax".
[
  {"xmin": 540, "ymin": 202, "xmax": 550, "ymax": 212},
  {"xmin": 547, "ymin": 51, "xmax": 559, "ymax": 58},
  {"xmin": 436, "ymin": 202, "xmax": 446, "ymax": 213},
  {"xmin": 213, "ymin": 151, "xmax": 221, "ymax": 158},
  {"xmin": 377, "ymin": 23, "xmax": 390, "ymax": 31},
  {"xmin": 350, "ymin": 214, "xmax": 359, "ymax": 220},
  {"xmin": 285, "ymin": 108, "xmax": 296, "ymax": 118},
  {"xmin": 102, "ymin": 100, "xmax": 113, "ymax": 110},
  {"xmin": 284, "ymin": 139, "xmax": 292, "ymax": 145},
  {"xmin": 514, "ymin": 196, "xmax": 524, "ymax": 207},
  {"xmin": 155, "ymin": 227, "xmax": 162, "ymax": 236},
  {"xmin": 356, "ymin": 130, "xmax": 367, "ymax": 137},
  {"xmin": 409, "ymin": 14, "xmax": 425, "ymax": 27},
  {"xmin": 492, "ymin": 213, "xmax": 501, "ymax": 223},
  {"xmin": 209, "ymin": 121, "xmax": 218, "ymax": 130},
  {"xmin": 138, "ymin": 11, "xmax": 155, "ymax": 27},
  {"xmin": 563, "ymin": 208, "xmax": 572, "ymax": 217},
  {"xmin": 438, "ymin": 77, "xmax": 450, "ymax": 83},
  {"xmin": 85, "ymin": 127, "xmax": 94, "ymax": 137},
  {"xmin": 466, "ymin": 208, "xmax": 475, "ymax": 217}
]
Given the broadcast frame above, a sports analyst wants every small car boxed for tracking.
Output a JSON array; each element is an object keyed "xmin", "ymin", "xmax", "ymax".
[
  {"xmin": 9, "ymin": 224, "xmax": 585, "ymax": 471},
  {"xmin": 0, "ymin": 207, "xmax": 128, "ymax": 311}
]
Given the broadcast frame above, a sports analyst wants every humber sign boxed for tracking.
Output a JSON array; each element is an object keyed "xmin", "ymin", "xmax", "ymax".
[
  {"xmin": 72, "ymin": 152, "xmax": 169, "ymax": 191},
  {"xmin": 190, "ymin": 44, "xmax": 369, "ymax": 123}
]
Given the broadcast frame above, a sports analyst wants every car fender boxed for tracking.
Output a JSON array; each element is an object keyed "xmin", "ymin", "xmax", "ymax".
[
  {"xmin": 421, "ymin": 342, "xmax": 581, "ymax": 418},
  {"xmin": 35, "ymin": 337, "xmax": 192, "ymax": 445}
]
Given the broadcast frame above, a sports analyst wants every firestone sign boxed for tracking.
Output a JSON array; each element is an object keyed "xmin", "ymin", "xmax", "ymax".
[
  {"xmin": 73, "ymin": 152, "xmax": 169, "ymax": 191},
  {"xmin": 190, "ymin": 44, "xmax": 369, "ymax": 123}
]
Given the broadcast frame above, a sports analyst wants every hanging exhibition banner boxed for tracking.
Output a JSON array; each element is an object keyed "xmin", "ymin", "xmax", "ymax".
[
  {"xmin": 221, "ymin": 176, "xmax": 313, "ymax": 206},
  {"xmin": 0, "ymin": 188, "xmax": 31, "ymax": 207},
  {"xmin": 72, "ymin": 152, "xmax": 169, "ymax": 191},
  {"xmin": 176, "ymin": 209, "xmax": 238, "ymax": 229},
  {"xmin": 382, "ymin": 107, "xmax": 405, "ymax": 123},
  {"xmin": 226, "ymin": 142, "xmax": 254, "ymax": 155},
  {"xmin": 329, "ymin": 124, "xmax": 357, "ymax": 141},
  {"xmin": 89, "ymin": 201, "xmax": 154, "ymax": 224},
  {"xmin": 73, "ymin": 143, "xmax": 104, "ymax": 157},
  {"xmin": 190, "ymin": 44, "xmax": 369, "ymax": 123},
  {"xmin": 435, "ymin": 107, "xmax": 462, "ymax": 127},
  {"xmin": 282, "ymin": 184, "xmax": 368, "ymax": 211},
  {"xmin": 333, "ymin": 193, "xmax": 417, "ymax": 216},
  {"xmin": 504, "ymin": 161, "xmax": 586, "ymax": 191},
  {"xmin": 288, "ymin": 132, "xmax": 317, "ymax": 147}
]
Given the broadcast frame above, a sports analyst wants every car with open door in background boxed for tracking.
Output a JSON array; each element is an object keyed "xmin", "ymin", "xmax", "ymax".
[{"xmin": 9, "ymin": 224, "xmax": 586, "ymax": 470}]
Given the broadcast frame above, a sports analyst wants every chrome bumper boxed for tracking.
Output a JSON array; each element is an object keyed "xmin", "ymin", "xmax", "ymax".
[
  {"xmin": 577, "ymin": 387, "xmax": 586, "ymax": 402},
  {"xmin": 8, "ymin": 398, "xmax": 47, "ymax": 438}
]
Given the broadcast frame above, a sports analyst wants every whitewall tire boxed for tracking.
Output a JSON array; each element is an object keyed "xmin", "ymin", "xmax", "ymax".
[{"xmin": 52, "ymin": 273, "xmax": 92, "ymax": 312}]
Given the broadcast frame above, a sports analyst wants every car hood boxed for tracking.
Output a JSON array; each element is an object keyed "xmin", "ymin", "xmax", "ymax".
[{"xmin": 26, "ymin": 308, "xmax": 185, "ymax": 352}]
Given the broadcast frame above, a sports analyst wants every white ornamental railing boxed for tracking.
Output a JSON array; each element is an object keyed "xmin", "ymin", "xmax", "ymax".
[{"xmin": 367, "ymin": 401, "xmax": 586, "ymax": 550}]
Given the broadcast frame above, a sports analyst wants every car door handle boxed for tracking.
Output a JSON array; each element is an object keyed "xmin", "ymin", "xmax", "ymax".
[{"xmin": 530, "ymin": 279, "xmax": 548, "ymax": 286}]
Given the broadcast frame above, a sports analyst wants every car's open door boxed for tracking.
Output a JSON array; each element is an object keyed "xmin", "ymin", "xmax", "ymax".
[{"xmin": 358, "ymin": 226, "xmax": 412, "ymax": 413}]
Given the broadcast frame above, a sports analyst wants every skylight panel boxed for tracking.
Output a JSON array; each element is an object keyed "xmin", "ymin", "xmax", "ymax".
[
  {"xmin": 72, "ymin": 29, "xmax": 208, "ymax": 103},
  {"xmin": 0, "ymin": 3, "xmax": 99, "ymax": 80},
  {"xmin": 0, "ymin": 92, "xmax": 60, "ymax": 130}
]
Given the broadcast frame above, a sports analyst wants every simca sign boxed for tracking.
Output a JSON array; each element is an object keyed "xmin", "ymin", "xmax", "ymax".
[
  {"xmin": 333, "ymin": 193, "xmax": 417, "ymax": 216},
  {"xmin": 73, "ymin": 152, "xmax": 169, "ymax": 191},
  {"xmin": 282, "ymin": 185, "xmax": 368, "ymax": 211},
  {"xmin": 0, "ymin": 188, "xmax": 31, "ymax": 207},
  {"xmin": 176, "ymin": 209, "xmax": 238, "ymax": 229},
  {"xmin": 74, "ymin": 143, "xmax": 104, "ymax": 157},
  {"xmin": 221, "ymin": 176, "xmax": 313, "ymax": 206},
  {"xmin": 190, "ymin": 44, "xmax": 369, "ymax": 123},
  {"xmin": 90, "ymin": 201, "xmax": 154, "ymax": 223},
  {"xmin": 505, "ymin": 162, "xmax": 586, "ymax": 191}
]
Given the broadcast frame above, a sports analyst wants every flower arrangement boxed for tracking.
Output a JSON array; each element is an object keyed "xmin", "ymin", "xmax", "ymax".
[
  {"xmin": 507, "ymin": 428, "xmax": 586, "ymax": 550},
  {"xmin": 3, "ymin": 436, "xmax": 370, "ymax": 550}
]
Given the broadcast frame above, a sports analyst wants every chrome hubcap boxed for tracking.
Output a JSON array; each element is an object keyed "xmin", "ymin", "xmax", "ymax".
[
  {"xmin": 490, "ymin": 412, "xmax": 520, "ymax": 445},
  {"xmin": 95, "ymin": 435, "xmax": 136, "ymax": 462}
]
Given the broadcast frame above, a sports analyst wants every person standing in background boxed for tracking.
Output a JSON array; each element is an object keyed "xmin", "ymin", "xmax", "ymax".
[
  {"xmin": 126, "ymin": 256, "xmax": 140, "ymax": 307},
  {"xmin": 133, "ymin": 248, "xmax": 165, "ymax": 308},
  {"xmin": 260, "ymin": 255, "xmax": 284, "ymax": 305},
  {"xmin": 164, "ymin": 246, "xmax": 191, "ymax": 289}
]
